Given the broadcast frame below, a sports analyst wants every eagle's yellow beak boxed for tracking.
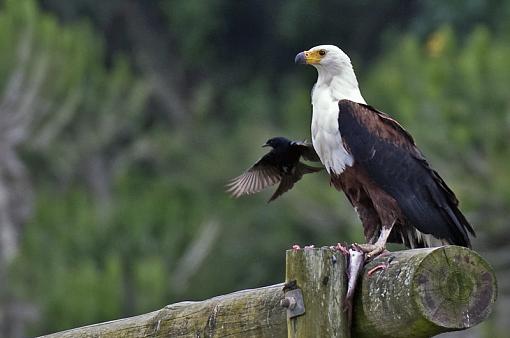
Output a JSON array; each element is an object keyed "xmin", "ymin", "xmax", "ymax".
[{"xmin": 295, "ymin": 50, "xmax": 322, "ymax": 65}]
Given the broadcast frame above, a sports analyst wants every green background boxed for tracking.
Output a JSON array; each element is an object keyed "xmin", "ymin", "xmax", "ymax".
[{"xmin": 0, "ymin": 0, "xmax": 508, "ymax": 337}]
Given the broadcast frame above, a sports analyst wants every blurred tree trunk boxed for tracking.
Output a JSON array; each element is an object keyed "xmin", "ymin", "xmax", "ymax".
[
  {"xmin": 0, "ymin": 1, "xmax": 149, "ymax": 336},
  {"xmin": 0, "ymin": 18, "xmax": 39, "ymax": 337},
  {"xmin": 123, "ymin": 0, "xmax": 189, "ymax": 124},
  {"xmin": 84, "ymin": 155, "xmax": 113, "ymax": 218},
  {"xmin": 0, "ymin": 149, "xmax": 34, "ymax": 338}
]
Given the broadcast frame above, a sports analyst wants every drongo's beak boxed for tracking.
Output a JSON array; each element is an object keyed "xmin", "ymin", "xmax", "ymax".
[
  {"xmin": 262, "ymin": 142, "xmax": 270, "ymax": 148},
  {"xmin": 295, "ymin": 51, "xmax": 306, "ymax": 64}
]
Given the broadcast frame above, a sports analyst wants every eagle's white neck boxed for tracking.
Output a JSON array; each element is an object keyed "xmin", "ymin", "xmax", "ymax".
[
  {"xmin": 315, "ymin": 65, "xmax": 366, "ymax": 104},
  {"xmin": 310, "ymin": 64, "xmax": 364, "ymax": 174}
]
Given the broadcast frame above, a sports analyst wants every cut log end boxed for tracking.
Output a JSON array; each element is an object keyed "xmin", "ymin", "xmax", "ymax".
[
  {"xmin": 354, "ymin": 246, "xmax": 497, "ymax": 338},
  {"xmin": 40, "ymin": 246, "xmax": 496, "ymax": 338},
  {"xmin": 413, "ymin": 246, "xmax": 497, "ymax": 329}
]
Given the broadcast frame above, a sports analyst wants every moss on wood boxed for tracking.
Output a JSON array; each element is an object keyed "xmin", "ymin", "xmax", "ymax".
[
  {"xmin": 39, "ymin": 246, "xmax": 496, "ymax": 338},
  {"xmin": 353, "ymin": 246, "xmax": 497, "ymax": 338},
  {"xmin": 285, "ymin": 247, "xmax": 349, "ymax": 338}
]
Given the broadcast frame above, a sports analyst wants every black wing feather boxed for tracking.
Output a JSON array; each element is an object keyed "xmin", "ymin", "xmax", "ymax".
[
  {"xmin": 226, "ymin": 153, "xmax": 282, "ymax": 197},
  {"xmin": 226, "ymin": 143, "xmax": 322, "ymax": 201},
  {"xmin": 338, "ymin": 100, "xmax": 474, "ymax": 247},
  {"xmin": 290, "ymin": 141, "xmax": 321, "ymax": 162},
  {"xmin": 267, "ymin": 162, "xmax": 322, "ymax": 202}
]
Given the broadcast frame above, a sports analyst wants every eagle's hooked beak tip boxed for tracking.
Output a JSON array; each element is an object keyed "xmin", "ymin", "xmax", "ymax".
[{"xmin": 295, "ymin": 51, "xmax": 306, "ymax": 64}]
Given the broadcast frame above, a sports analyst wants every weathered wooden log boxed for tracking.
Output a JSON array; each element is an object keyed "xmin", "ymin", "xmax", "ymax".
[
  {"xmin": 39, "ymin": 284, "xmax": 287, "ymax": 338},
  {"xmin": 353, "ymin": 246, "xmax": 497, "ymax": 338},
  {"xmin": 285, "ymin": 247, "xmax": 349, "ymax": 338},
  {"xmin": 39, "ymin": 246, "xmax": 496, "ymax": 338}
]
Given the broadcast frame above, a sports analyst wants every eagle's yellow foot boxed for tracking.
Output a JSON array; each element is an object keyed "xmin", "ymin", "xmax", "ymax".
[{"xmin": 355, "ymin": 243, "xmax": 387, "ymax": 259}]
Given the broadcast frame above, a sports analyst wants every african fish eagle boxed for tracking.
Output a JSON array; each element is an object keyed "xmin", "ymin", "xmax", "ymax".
[{"xmin": 295, "ymin": 45, "xmax": 475, "ymax": 256}]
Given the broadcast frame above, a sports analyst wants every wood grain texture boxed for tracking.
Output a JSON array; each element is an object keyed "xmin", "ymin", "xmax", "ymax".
[
  {"xmin": 353, "ymin": 246, "xmax": 497, "ymax": 338},
  {"xmin": 285, "ymin": 247, "xmax": 349, "ymax": 338},
  {"xmin": 39, "ymin": 284, "xmax": 287, "ymax": 338},
  {"xmin": 39, "ymin": 246, "xmax": 496, "ymax": 338}
]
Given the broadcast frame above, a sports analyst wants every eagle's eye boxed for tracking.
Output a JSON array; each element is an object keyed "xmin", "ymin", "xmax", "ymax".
[{"xmin": 318, "ymin": 49, "xmax": 326, "ymax": 56}]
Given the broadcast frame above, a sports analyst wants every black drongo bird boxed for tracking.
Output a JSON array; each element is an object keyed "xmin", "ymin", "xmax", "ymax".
[{"xmin": 227, "ymin": 137, "xmax": 323, "ymax": 202}]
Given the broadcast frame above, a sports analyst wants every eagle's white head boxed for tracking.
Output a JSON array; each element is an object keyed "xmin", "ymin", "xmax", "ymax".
[{"xmin": 295, "ymin": 45, "xmax": 366, "ymax": 104}]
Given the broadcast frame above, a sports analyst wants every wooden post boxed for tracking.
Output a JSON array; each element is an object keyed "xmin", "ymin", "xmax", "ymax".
[
  {"xmin": 39, "ymin": 246, "xmax": 496, "ymax": 338},
  {"xmin": 353, "ymin": 246, "xmax": 497, "ymax": 338},
  {"xmin": 285, "ymin": 247, "xmax": 349, "ymax": 338}
]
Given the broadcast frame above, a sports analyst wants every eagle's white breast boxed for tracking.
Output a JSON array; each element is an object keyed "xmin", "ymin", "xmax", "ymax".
[
  {"xmin": 304, "ymin": 45, "xmax": 366, "ymax": 175},
  {"xmin": 311, "ymin": 83, "xmax": 354, "ymax": 175}
]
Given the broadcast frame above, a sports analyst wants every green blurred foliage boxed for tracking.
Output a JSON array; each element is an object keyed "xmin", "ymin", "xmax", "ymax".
[
  {"xmin": 0, "ymin": 0, "xmax": 507, "ymax": 337},
  {"xmin": 365, "ymin": 26, "xmax": 510, "ymax": 235}
]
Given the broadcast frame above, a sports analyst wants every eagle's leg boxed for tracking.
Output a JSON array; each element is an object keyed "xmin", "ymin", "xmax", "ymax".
[{"xmin": 356, "ymin": 226, "xmax": 392, "ymax": 259}]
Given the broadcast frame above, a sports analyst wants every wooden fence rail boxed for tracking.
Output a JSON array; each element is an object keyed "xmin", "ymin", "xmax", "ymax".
[{"xmin": 40, "ymin": 246, "xmax": 497, "ymax": 338}]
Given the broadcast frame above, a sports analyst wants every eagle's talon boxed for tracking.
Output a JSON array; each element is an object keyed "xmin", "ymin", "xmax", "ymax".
[
  {"xmin": 355, "ymin": 243, "xmax": 386, "ymax": 259},
  {"xmin": 334, "ymin": 243, "xmax": 349, "ymax": 255},
  {"xmin": 367, "ymin": 263, "xmax": 388, "ymax": 277}
]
